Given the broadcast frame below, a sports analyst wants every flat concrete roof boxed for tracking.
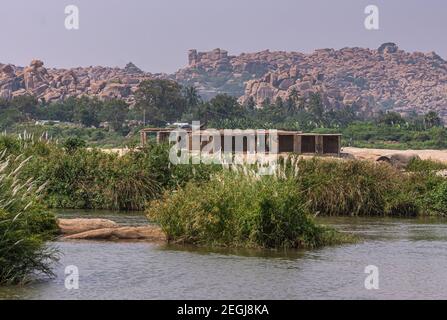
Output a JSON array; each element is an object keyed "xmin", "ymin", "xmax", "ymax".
[{"xmin": 140, "ymin": 128, "xmax": 341, "ymax": 136}]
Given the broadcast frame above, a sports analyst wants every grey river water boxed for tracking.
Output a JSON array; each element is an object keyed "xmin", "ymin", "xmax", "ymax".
[{"xmin": 1, "ymin": 210, "xmax": 447, "ymax": 300}]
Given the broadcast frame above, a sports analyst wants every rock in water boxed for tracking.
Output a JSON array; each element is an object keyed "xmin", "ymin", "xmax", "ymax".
[
  {"xmin": 58, "ymin": 218, "xmax": 118, "ymax": 235},
  {"xmin": 57, "ymin": 218, "xmax": 166, "ymax": 242},
  {"xmin": 62, "ymin": 226, "xmax": 166, "ymax": 242}
]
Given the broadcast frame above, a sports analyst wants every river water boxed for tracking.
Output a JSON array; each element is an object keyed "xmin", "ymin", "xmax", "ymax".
[{"xmin": 1, "ymin": 211, "xmax": 447, "ymax": 300}]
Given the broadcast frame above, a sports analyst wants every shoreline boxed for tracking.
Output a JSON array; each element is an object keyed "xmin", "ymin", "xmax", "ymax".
[{"xmin": 343, "ymin": 147, "xmax": 447, "ymax": 163}]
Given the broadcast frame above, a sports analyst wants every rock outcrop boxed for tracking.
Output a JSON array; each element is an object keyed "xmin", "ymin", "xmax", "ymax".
[
  {"xmin": 2, "ymin": 43, "xmax": 447, "ymax": 121},
  {"xmin": 57, "ymin": 218, "xmax": 166, "ymax": 242},
  {"xmin": 175, "ymin": 44, "xmax": 447, "ymax": 121},
  {"xmin": 174, "ymin": 48, "xmax": 302, "ymax": 99},
  {"xmin": 63, "ymin": 226, "xmax": 166, "ymax": 241},
  {"xmin": 58, "ymin": 218, "xmax": 118, "ymax": 235},
  {"xmin": 0, "ymin": 60, "xmax": 156, "ymax": 105},
  {"xmin": 239, "ymin": 44, "xmax": 447, "ymax": 119},
  {"xmin": 376, "ymin": 153, "xmax": 421, "ymax": 169}
]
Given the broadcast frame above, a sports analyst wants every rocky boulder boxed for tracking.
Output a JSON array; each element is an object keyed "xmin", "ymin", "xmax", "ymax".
[
  {"xmin": 62, "ymin": 226, "xmax": 166, "ymax": 241},
  {"xmin": 0, "ymin": 60, "xmax": 156, "ymax": 104},
  {"xmin": 57, "ymin": 218, "xmax": 166, "ymax": 242},
  {"xmin": 378, "ymin": 42, "xmax": 399, "ymax": 54},
  {"xmin": 124, "ymin": 62, "xmax": 143, "ymax": 74},
  {"xmin": 58, "ymin": 218, "xmax": 118, "ymax": 235},
  {"xmin": 237, "ymin": 44, "xmax": 447, "ymax": 121},
  {"xmin": 376, "ymin": 153, "xmax": 421, "ymax": 169}
]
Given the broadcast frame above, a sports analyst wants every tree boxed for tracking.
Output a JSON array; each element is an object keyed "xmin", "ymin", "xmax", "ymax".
[
  {"xmin": 100, "ymin": 99, "xmax": 129, "ymax": 133},
  {"xmin": 135, "ymin": 79, "xmax": 186, "ymax": 126},
  {"xmin": 0, "ymin": 98, "xmax": 9, "ymax": 110},
  {"xmin": 285, "ymin": 88, "xmax": 304, "ymax": 114},
  {"xmin": 73, "ymin": 96, "xmax": 102, "ymax": 128},
  {"xmin": 182, "ymin": 86, "xmax": 201, "ymax": 109},
  {"xmin": 308, "ymin": 93, "xmax": 325, "ymax": 125},
  {"xmin": 42, "ymin": 97, "xmax": 77, "ymax": 122},
  {"xmin": 377, "ymin": 111, "xmax": 405, "ymax": 126},
  {"xmin": 11, "ymin": 95, "xmax": 38, "ymax": 118},
  {"xmin": 63, "ymin": 137, "xmax": 86, "ymax": 153},
  {"xmin": 424, "ymin": 111, "xmax": 442, "ymax": 129},
  {"xmin": 244, "ymin": 96, "xmax": 256, "ymax": 111},
  {"xmin": 208, "ymin": 94, "xmax": 244, "ymax": 119}
]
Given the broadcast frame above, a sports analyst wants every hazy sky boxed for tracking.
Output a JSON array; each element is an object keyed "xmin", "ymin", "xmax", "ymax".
[{"xmin": 1, "ymin": 0, "xmax": 446, "ymax": 73}]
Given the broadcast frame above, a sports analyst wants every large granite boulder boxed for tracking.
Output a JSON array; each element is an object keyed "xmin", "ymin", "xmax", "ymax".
[
  {"xmin": 376, "ymin": 153, "xmax": 421, "ymax": 169},
  {"xmin": 58, "ymin": 218, "xmax": 118, "ymax": 235},
  {"xmin": 57, "ymin": 218, "xmax": 166, "ymax": 242},
  {"xmin": 62, "ymin": 226, "xmax": 166, "ymax": 241}
]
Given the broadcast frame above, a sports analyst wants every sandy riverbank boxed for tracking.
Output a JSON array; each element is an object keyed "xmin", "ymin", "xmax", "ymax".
[
  {"xmin": 343, "ymin": 147, "xmax": 447, "ymax": 163},
  {"xmin": 95, "ymin": 146, "xmax": 447, "ymax": 164}
]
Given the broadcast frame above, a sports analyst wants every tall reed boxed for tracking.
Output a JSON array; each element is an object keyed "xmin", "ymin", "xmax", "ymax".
[{"xmin": 0, "ymin": 150, "xmax": 58, "ymax": 285}]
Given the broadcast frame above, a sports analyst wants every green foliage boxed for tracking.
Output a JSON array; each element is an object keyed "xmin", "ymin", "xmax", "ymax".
[
  {"xmin": 338, "ymin": 120, "xmax": 447, "ymax": 149},
  {"xmin": 63, "ymin": 137, "xmax": 86, "ymax": 153},
  {"xmin": 0, "ymin": 152, "xmax": 58, "ymax": 285},
  {"xmin": 135, "ymin": 79, "xmax": 186, "ymax": 126},
  {"xmin": 99, "ymin": 99, "xmax": 129, "ymax": 133},
  {"xmin": 4, "ymin": 133, "xmax": 446, "ymax": 218},
  {"xmin": 6, "ymin": 124, "xmax": 141, "ymax": 148},
  {"xmin": 71, "ymin": 96, "xmax": 103, "ymax": 128},
  {"xmin": 427, "ymin": 181, "xmax": 447, "ymax": 216},
  {"xmin": 0, "ymin": 136, "xmax": 220, "ymax": 211},
  {"xmin": 134, "ymin": 143, "xmax": 222, "ymax": 191},
  {"xmin": 11, "ymin": 95, "xmax": 39, "ymax": 118},
  {"xmin": 1, "ymin": 86, "xmax": 446, "ymax": 150},
  {"xmin": 377, "ymin": 111, "xmax": 406, "ymax": 126},
  {"xmin": 147, "ymin": 171, "xmax": 353, "ymax": 249},
  {"xmin": 424, "ymin": 111, "xmax": 442, "ymax": 129},
  {"xmin": 280, "ymin": 157, "xmax": 419, "ymax": 217},
  {"xmin": 406, "ymin": 159, "xmax": 447, "ymax": 173},
  {"xmin": 35, "ymin": 148, "xmax": 160, "ymax": 211}
]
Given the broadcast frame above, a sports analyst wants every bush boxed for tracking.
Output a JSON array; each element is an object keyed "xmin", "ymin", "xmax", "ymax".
[
  {"xmin": 0, "ymin": 153, "xmax": 58, "ymax": 285},
  {"xmin": 63, "ymin": 137, "xmax": 86, "ymax": 153},
  {"xmin": 21, "ymin": 140, "xmax": 219, "ymax": 211},
  {"xmin": 147, "ymin": 171, "xmax": 353, "ymax": 249},
  {"xmin": 406, "ymin": 159, "xmax": 447, "ymax": 173},
  {"xmin": 37, "ymin": 148, "xmax": 160, "ymax": 211},
  {"xmin": 286, "ymin": 157, "xmax": 414, "ymax": 216},
  {"xmin": 427, "ymin": 181, "xmax": 447, "ymax": 216},
  {"xmin": 0, "ymin": 136, "xmax": 222, "ymax": 211}
]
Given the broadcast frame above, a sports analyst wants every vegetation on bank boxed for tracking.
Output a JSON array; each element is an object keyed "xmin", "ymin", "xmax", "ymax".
[
  {"xmin": 1, "ymin": 78, "xmax": 447, "ymax": 280},
  {"xmin": 2, "ymin": 79, "xmax": 447, "ymax": 150},
  {"xmin": 147, "ymin": 156, "xmax": 447, "ymax": 248},
  {"xmin": 0, "ymin": 151, "xmax": 58, "ymax": 285},
  {"xmin": 1, "ymin": 134, "xmax": 447, "ymax": 217},
  {"xmin": 147, "ymin": 170, "xmax": 354, "ymax": 249},
  {"xmin": 0, "ymin": 135, "xmax": 221, "ymax": 211},
  {"xmin": 0, "ymin": 133, "xmax": 446, "ymax": 268}
]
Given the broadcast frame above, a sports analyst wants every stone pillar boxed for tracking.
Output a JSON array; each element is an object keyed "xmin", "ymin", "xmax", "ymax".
[
  {"xmin": 188, "ymin": 49, "xmax": 198, "ymax": 66},
  {"xmin": 293, "ymin": 135, "xmax": 301, "ymax": 154},
  {"xmin": 315, "ymin": 135, "xmax": 324, "ymax": 154},
  {"xmin": 140, "ymin": 131, "xmax": 147, "ymax": 147},
  {"xmin": 338, "ymin": 135, "xmax": 342, "ymax": 157}
]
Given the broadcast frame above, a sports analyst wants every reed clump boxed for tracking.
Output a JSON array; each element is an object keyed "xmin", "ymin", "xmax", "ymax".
[
  {"xmin": 0, "ymin": 151, "xmax": 58, "ymax": 285},
  {"xmin": 147, "ymin": 170, "xmax": 355, "ymax": 249}
]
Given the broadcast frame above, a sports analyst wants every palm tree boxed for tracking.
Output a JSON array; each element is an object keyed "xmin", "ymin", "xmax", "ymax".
[
  {"xmin": 183, "ymin": 86, "xmax": 201, "ymax": 109},
  {"xmin": 424, "ymin": 111, "xmax": 442, "ymax": 129}
]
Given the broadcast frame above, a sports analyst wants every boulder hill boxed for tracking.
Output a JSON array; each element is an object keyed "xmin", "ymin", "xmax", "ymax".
[{"xmin": 1, "ymin": 43, "xmax": 447, "ymax": 120}]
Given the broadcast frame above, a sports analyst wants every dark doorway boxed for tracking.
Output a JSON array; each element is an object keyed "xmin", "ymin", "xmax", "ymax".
[
  {"xmin": 301, "ymin": 136, "xmax": 316, "ymax": 153},
  {"xmin": 323, "ymin": 136, "xmax": 339, "ymax": 154},
  {"xmin": 278, "ymin": 135, "xmax": 294, "ymax": 153}
]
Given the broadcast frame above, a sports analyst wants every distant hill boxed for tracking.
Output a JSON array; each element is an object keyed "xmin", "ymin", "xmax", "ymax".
[
  {"xmin": 2, "ymin": 43, "xmax": 447, "ymax": 120},
  {"xmin": 0, "ymin": 60, "xmax": 159, "ymax": 105},
  {"xmin": 173, "ymin": 44, "xmax": 447, "ymax": 120}
]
